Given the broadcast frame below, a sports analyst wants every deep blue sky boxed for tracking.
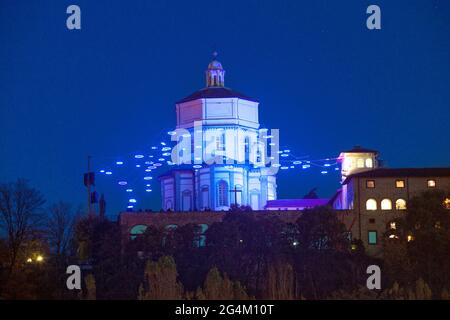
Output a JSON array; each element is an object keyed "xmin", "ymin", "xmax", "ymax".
[{"xmin": 1, "ymin": 0, "xmax": 449, "ymax": 217}]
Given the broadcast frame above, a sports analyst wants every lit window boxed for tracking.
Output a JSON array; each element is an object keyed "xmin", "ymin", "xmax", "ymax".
[
  {"xmin": 390, "ymin": 222, "xmax": 396, "ymax": 229},
  {"xmin": 427, "ymin": 179, "xmax": 436, "ymax": 188},
  {"xmin": 396, "ymin": 180, "xmax": 405, "ymax": 188},
  {"xmin": 366, "ymin": 199, "xmax": 377, "ymax": 211},
  {"xmin": 217, "ymin": 180, "xmax": 228, "ymax": 207},
  {"xmin": 444, "ymin": 198, "xmax": 450, "ymax": 210},
  {"xmin": 357, "ymin": 158, "xmax": 364, "ymax": 168},
  {"xmin": 368, "ymin": 231, "xmax": 377, "ymax": 245},
  {"xmin": 366, "ymin": 180, "xmax": 375, "ymax": 188},
  {"xmin": 365, "ymin": 158, "xmax": 373, "ymax": 168},
  {"xmin": 395, "ymin": 199, "xmax": 407, "ymax": 210},
  {"xmin": 381, "ymin": 199, "xmax": 392, "ymax": 210}
]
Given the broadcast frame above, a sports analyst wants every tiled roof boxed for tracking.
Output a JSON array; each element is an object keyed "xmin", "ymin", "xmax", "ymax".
[
  {"xmin": 176, "ymin": 87, "xmax": 258, "ymax": 104},
  {"xmin": 342, "ymin": 146, "xmax": 378, "ymax": 154},
  {"xmin": 343, "ymin": 167, "xmax": 450, "ymax": 184}
]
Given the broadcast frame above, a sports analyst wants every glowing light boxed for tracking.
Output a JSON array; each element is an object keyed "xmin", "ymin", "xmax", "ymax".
[
  {"xmin": 134, "ymin": 155, "xmax": 144, "ymax": 159},
  {"xmin": 144, "ymin": 176, "xmax": 153, "ymax": 180},
  {"xmin": 146, "ymin": 184, "xmax": 151, "ymax": 187},
  {"xmin": 281, "ymin": 166, "xmax": 289, "ymax": 170},
  {"xmin": 193, "ymin": 165, "xmax": 202, "ymax": 169},
  {"xmin": 272, "ymin": 163, "xmax": 281, "ymax": 168},
  {"xmin": 126, "ymin": 189, "xmax": 133, "ymax": 192},
  {"xmin": 105, "ymin": 171, "xmax": 112, "ymax": 175},
  {"xmin": 36, "ymin": 255, "xmax": 44, "ymax": 262},
  {"xmin": 151, "ymin": 146, "xmax": 157, "ymax": 150},
  {"xmin": 277, "ymin": 151, "xmax": 283, "ymax": 154},
  {"xmin": 269, "ymin": 143, "xmax": 276, "ymax": 146},
  {"xmin": 136, "ymin": 164, "xmax": 141, "ymax": 168},
  {"xmin": 290, "ymin": 166, "xmax": 295, "ymax": 169},
  {"xmin": 321, "ymin": 171, "xmax": 328, "ymax": 174},
  {"xmin": 100, "ymin": 170, "xmax": 105, "ymax": 173},
  {"xmin": 145, "ymin": 189, "xmax": 152, "ymax": 192},
  {"xmin": 129, "ymin": 199, "xmax": 137, "ymax": 203},
  {"xmin": 335, "ymin": 167, "xmax": 339, "ymax": 171},
  {"xmin": 284, "ymin": 149, "xmax": 291, "ymax": 153},
  {"xmin": 26, "ymin": 258, "xmax": 32, "ymax": 263},
  {"xmin": 127, "ymin": 205, "xmax": 133, "ymax": 209},
  {"xmin": 281, "ymin": 154, "xmax": 289, "ymax": 157},
  {"xmin": 407, "ymin": 235, "xmax": 414, "ymax": 242},
  {"xmin": 324, "ymin": 163, "xmax": 331, "ymax": 167},
  {"xmin": 264, "ymin": 135, "xmax": 274, "ymax": 139},
  {"xmin": 302, "ymin": 165, "xmax": 310, "ymax": 169},
  {"xmin": 167, "ymin": 131, "xmax": 176, "ymax": 136},
  {"xmin": 195, "ymin": 145, "xmax": 202, "ymax": 149},
  {"xmin": 118, "ymin": 181, "xmax": 127, "ymax": 186},
  {"xmin": 154, "ymin": 163, "xmax": 162, "ymax": 167},
  {"xmin": 162, "ymin": 147, "xmax": 172, "ymax": 151},
  {"xmin": 145, "ymin": 169, "xmax": 152, "ymax": 172},
  {"xmin": 161, "ymin": 142, "xmax": 166, "ymax": 146},
  {"xmin": 158, "ymin": 158, "xmax": 165, "ymax": 161},
  {"xmin": 293, "ymin": 161, "xmax": 302, "ymax": 165},
  {"xmin": 116, "ymin": 161, "xmax": 124, "ymax": 165},
  {"xmin": 162, "ymin": 152, "xmax": 171, "ymax": 156}
]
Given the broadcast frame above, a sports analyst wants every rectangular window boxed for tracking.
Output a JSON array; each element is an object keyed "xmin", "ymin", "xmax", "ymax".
[
  {"xmin": 396, "ymin": 180, "xmax": 405, "ymax": 188},
  {"xmin": 369, "ymin": 218, "xmax": 375, "ymax": 224},
  {"xmin": 427, "ymin": 179, "xmax": 436, "ymax": 188},
  {"xmin": 366, "ymin": 180, "xmax": 375, "ymax": 188},
  {"xmin": 368, "ymin": 231, "xmax": 378, "ymax": 245}
]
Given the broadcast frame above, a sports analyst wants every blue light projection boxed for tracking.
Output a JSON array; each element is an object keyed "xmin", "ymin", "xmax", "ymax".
[{"xmin": 95, "ymin": 129, "xmax": 340, "ymax": 209}]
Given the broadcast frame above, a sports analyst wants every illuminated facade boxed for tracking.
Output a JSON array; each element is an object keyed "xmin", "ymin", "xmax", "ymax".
[{"xmin": 159, "ymin": 54, "xmax": 277, "ymax": 211}]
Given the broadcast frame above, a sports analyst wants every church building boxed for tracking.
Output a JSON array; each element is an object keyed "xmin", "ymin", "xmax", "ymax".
[{"xmin": 159, "ymin": 54, "xmax": 277, "ymax": 211}]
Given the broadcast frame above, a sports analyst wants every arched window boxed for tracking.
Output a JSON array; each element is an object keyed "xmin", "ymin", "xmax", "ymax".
[
  {"xmin": 165, "ymin": 224, "xmax": 178, "ymax": 231},
  {"xmin": 182, "ymin": 190, "xmax": 192, "ymax": 211},
  {"xmin": 201, "ymin": 186, "xmax": 209, "ymax": 210},
  {"xmin": 217, "ymin": 180, "xmax": 228, "ymax": 207},
  {"xmin": 395, "ymin": 199, "xmax": 407, "ymax": 210},
  {"xmin": 130, "ymin": 224, "xmax": 148, "ymax": 240},
  {"xmin": 366, "ymin": 199, "xmax": 377, "ymax": 211},
  {"xmin": 381, "ymin": 199, "xmax": 392, "ymax": 210},
  {"xmin": 365, "ymin": 158, "xmax": 373, "ymax": 168}
]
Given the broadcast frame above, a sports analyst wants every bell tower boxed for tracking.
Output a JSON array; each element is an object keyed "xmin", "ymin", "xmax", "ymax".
[{"xmin": 205, "ymin": 52, "xmax": 225, "ymax": 87}]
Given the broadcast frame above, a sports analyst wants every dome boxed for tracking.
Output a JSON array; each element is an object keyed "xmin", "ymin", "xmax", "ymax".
[{"xmin": 208, "ymin": 60, "xmax": 223, "ymax": 70}]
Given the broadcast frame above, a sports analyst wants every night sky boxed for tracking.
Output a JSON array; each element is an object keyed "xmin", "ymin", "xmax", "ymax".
[{"xmin": 1, "ymin": 0, "xmax": 449, "ymax": 217}]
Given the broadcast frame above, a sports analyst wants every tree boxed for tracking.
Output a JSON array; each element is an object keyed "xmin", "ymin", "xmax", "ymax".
[
  {"xmin": 385, "ymin": 190, "xmax": 450, "ymax": 295},
  {"xmin": 196, "ymin": 267, "xmax": 250, "ymax": 300},
  {"xmin": 47, "ymin": 201, "xmax": 81, "ymax": 257},
  {"xmin": 0, "ymin": 179, "xmax": 45, "ymax": 274},
  {"xmin": 263, "ymin": 261, "xmax": 295, "ymax": 299},
  {"xmin": 303, "ymin": 188, "xmax": 319, "ymax": 199},
  {"xmin": 294, "ymin": 206, "xmax": 370, "ymax": 299},
  {"xmin": 296, "ymin": 206, "xmax": 349, "ymax": 251},
  {"xmin": 138, "ymin": 256, "xmax": 184, "ymax": 300}
]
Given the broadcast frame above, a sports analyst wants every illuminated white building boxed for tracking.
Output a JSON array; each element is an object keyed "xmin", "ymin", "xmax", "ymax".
[{"xmin": 159, "ymin": 54, "xmax": 277, "ymax": 211}]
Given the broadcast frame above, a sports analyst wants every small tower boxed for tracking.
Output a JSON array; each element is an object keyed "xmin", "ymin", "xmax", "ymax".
[
  {"xmin": 338, "ymin": 146, "xmax": 379, "ymax": 183},
  {"xmin": 205, "ymin": 52, "xmax": 225, "ymax": 87}
]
